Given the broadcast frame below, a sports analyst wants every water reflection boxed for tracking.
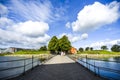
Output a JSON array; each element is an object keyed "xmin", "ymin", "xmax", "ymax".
[
  {"xmin": 78, "ymin": 57, "xmax": 120, "ymax": 80},
  {"xmin": 0, "ymin": 56, "xmax": 39, "ymax": 79}
]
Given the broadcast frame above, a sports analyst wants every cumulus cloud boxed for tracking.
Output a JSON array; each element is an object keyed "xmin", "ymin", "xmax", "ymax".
[
  {"xmin": 59, "ymin": 33, "xmax": 88, "ymax": 43},
  {"xmin": 65, "ymin": 22, "xmax": 71, "ymax": 28},
  {"xmin": 0, "ymin": 12, "xmax": 50, "ymax": 48},
  {"xmin": 72, "ymin": 1, "xmax": 120, "ymax": 32},
  {"xmin": 11, "ymin": 21, "xmax": 49, "ymax": 37},
  {"xmin": 0, "ymin": 28, "xmax": 50, "ymax": 49}
]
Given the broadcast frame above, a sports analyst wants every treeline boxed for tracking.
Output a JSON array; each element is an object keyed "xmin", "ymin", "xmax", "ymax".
[{"xmin": 79, "ymin": 45, "xmax": 120, "ymax": 52}]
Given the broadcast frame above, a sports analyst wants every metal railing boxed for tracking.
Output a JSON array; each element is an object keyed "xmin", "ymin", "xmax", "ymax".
[
  {"xmin": 0, "ymin": 56, "xmax": 40, "ymax": 80},
  {"xmin": 69, "ymin": 55, "xmax": 120, "ymax": 80},
  {"xmin": 0, "ymin": 54, "xmax": 55, "ymax": 80}
]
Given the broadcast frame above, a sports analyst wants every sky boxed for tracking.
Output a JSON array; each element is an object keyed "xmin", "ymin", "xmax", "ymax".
[{"xmin": 0, "ymin": 0, "xmax": 120, "ymax": 50}]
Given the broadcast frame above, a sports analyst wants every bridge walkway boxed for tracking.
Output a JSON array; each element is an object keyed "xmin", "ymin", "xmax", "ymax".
[{"xmin": 10, "ymin": 55, "xmax": 103, "ymax": 80}]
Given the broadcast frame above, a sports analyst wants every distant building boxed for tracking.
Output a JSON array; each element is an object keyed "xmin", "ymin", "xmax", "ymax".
[
  {"xmin": 0, "ymin": 47, "xmax": 18, "ymax": 54},
  {"xmin": 70, "ymin": 47, "xmax": 77, "ymax": 54}
]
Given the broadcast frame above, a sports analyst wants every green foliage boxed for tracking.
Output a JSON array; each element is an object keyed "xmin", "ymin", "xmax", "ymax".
[
  {"xmin": 48, "ymin": 35, "xmax": 71, "ymax": 54},
  {"xmin": 79, "ymin": 47, "xmax": 84, "ymax": 52},
  {"xmin": 48, "ymin": 36, "xmax": 58, "ymax": 51},
  {"xmin": 85, "ymin": 47, "xmax": 89, "ymax": 51},
  {"xmin": 58, "ymin": 35, "xmax": 71, "ymax": 52},
  {"xmin": 39, "ymin": 46, "xmax": 47, "ymax": 51},
  {"xmin": 111, "ymin": 45, "xmax": 120, "ymax": 52},
  {"xmin": 101, "ymin": 45, "xmax": 108, "ymax": 50},
  {"xmin": 90, "ymin": 47, "xmax": 93, "ymax": 51}
]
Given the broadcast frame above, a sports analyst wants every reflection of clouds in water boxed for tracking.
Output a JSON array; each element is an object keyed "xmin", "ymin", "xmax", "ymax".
[
  {"xmin": 0, "ymin": 56, "xmax": 38, "ymax": 79},
  {"xmin": 78, "ymin": 58, "xmax": 120, "ymax": 79}
]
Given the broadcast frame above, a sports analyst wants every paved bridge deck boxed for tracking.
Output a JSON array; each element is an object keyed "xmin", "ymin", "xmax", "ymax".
[{"xmin": 11, "ymin": 55, "xmax": 103, "ymax": 80}]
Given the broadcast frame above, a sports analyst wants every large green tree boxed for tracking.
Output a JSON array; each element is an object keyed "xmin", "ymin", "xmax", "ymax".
[
  {"xmin": 48, "ymin": 36, "xmax": 58, "ymax": 53},
  {"xmin": 58, "ymin": 35, "xmax": 71, "ymax": 53},
  {"xmin": 101, "ymin": 45, "xmax": 108, "ymax": 50},
  {"xmin": 111, "ymin": 45, "xmax": 120, "ymax": 52}
]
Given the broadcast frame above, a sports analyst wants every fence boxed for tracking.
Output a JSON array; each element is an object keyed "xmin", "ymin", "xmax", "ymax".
[
  {"xmin": 0, "ymin": 55, "xmax": 41, "ymax": 80},
  {"xmin": 69, "ymin": 55, "xmax": 120, "ymax": 80}
]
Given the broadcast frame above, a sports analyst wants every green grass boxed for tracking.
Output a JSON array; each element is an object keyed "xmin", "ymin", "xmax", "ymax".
[
  {"xmin": 75, "ymin": 50, "xmax": 120, "ymax": 59},
  {"xmin": 15, "ymin": 50, "xmax": 50, "ymax": 54},
  {"xmin": 0, "ymin": 50, "xmax": 50, "ymax": 56},
  {"xmin": 78, "ymin": 50, "xmax": 120, "ymax": 54}
]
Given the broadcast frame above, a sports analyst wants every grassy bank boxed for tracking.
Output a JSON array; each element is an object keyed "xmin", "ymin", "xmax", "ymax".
[
  {"xmin": 76, "ymin": 50, "xmax": 120, "ymax": 59},
  {"xmin": 0, "ymin": 50, "xmax": 53, "ymax": 62},
  {"xmin": 0, "ymin": 50, "xmax": 50, "ymax": 56}
]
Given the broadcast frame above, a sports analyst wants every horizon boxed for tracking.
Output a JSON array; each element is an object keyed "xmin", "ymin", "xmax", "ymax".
[{"xmin": 0, "ymin": 0, "xmax": 120, "ymax": 50}]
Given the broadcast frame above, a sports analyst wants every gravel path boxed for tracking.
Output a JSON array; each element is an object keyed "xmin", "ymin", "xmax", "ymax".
[{"xmin": 10, "ymin": 55, "xmax": 103, "ymax": 80}]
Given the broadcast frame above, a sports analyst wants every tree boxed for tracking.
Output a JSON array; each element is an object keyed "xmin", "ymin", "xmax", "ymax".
[
  {"xmin": 58, "ymin": 35, "xmax": 71, "ymax": 53},
  {"xmin": 101, "ymin": 46, "xmax": 108, "ymax": 50},
  {"xmin": 111, "ymin": 45, "xmax": 120, "ymax": 52},
  {"xmin": 39, "ymin": 46, "xmax": 47, "ymax": 51},
  {"xmin": 79, "ymin": 47, "xmax": 84, "ymax": 52},
  {"xmin": 48, "ymin": 36, "xmax": 58, "ymax": 54},
  {"xmin": 85, "ymin": 47, "xmax": 89, "ymax": 51},
  {"xmin": 90, "ymin": 47, "xmax": 93, "ymax": 51}
]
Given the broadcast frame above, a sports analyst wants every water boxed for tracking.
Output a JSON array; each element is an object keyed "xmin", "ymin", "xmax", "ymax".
[
  {"xmin": 0, "ymin": 56, "xmax": 39, "ymax": 79},
  {"xmin": 78, "ymin": 57, "xmax": 120, "ymax": 80}
]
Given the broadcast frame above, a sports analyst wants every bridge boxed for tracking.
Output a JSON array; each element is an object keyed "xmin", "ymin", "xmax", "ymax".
[{"xmin": 9, "ymin": 55, "xmax": 103, "ymax": 80}]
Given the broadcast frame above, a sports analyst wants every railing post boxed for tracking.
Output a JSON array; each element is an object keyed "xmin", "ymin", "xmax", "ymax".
[
  {"xmin": 97, "ymin": 67, "xmax": 100, "ymax": 76},
  {"xmin": 86, "ymin": 55, "xmax": 88, "ymax": 68},
  {"xmin": 38, "ymin": 57, "xmax": 40, "ymax": 65},
  {"xmin": 23, "ymin": 59, "xmax": 26, "ymax": 74},
  {"xmin": 32, "ymin": 55, "xmax": 33, "ymax": 70},
  {"xmin": 94, "ymin": 60, "xmax": 96, "ymax": 75}
]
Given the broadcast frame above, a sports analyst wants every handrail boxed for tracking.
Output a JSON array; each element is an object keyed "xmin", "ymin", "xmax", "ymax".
[
  {"xmin": 0, "ymin": 55, "xmax": 40, "ymax": 80},
  {"xmin": 78, "ymin": 59, "xmax": 120, "ymax": 74},
  {"xmin": 68, "ymin": 55, "xmax": 120, "ymax": 80},
  {"xmin": 0, "ymin": 54, "xmax": 54, "ymax": 80}
]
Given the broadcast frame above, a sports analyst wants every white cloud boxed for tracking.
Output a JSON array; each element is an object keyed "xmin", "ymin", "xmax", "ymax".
[
  {"xmin": 0, "ymin": 17, "xmax": 14, "ymax": 28},
  {"xmin": 58, "ymin": 33, "xmax": 88, "ymax": 43},
  {"xmin": 8, "ymin": 0, "xmax": 67, "ymax": 22},
  {"xmin": 0, "ymin": 4, "xmax": 8, "ymax": 16},
  {"xmin": 65, "ymin": 22, "xmax": 71, "ymax": 28},
  {"xmin": 9, "ymin": 0, "xmax": 53, "ymax": 22},
  {"xmin": 81, "ymin": 33, "xmax": 88, "ymax": 40},
  {"xmin": 86, "ymin": 39, "xmax": 120, "ymax": 49},
  {"xmin": 72, "ymin": 1, "xmax": 120, "ymax": 32},
  {"xmin": 11, "ymin": 21, "xmax": 49, "ymax": 37},
  {"xmin": 0, "ymin": 18, "xmax": 50, "ymax": 48},
  {"xmin": 0, "ymin": 28, "xmax": 50, "ymax": 49}
]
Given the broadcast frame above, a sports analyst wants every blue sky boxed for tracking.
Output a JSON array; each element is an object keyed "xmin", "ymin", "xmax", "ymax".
[{"xmin": 0, "ymin": 0, "xmax": 120, "ymax": 50}]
